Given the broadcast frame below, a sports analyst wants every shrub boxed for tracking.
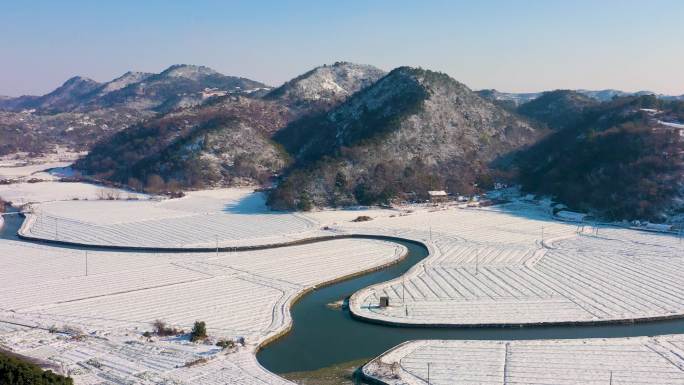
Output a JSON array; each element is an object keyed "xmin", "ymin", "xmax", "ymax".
[
  {"xmin": 216, "ymin": 339, "xmax": 235, "ymax": 350},
  {"xmin": 152, "ymin": 320, "xmax": 181, "ymax": 337},
  {"xmin": 352, "ymin": 215, "xmax": 373, "ymax": 222},
  {"xmin": 190, "ymin": 321, "xmax": 207, "ymax": 342}
]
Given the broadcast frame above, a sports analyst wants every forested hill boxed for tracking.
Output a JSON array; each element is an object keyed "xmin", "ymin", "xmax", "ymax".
[
  {"xmin": 516, "ymin": 95, "xmax": 684, "ymax": 221},
  {"xmin": 268, "ymin": 67, "xmax": 542, "ymax": 209},
  {"xmin": 516, "ymin": 90, "xmax": 598, "ymax": 130}
]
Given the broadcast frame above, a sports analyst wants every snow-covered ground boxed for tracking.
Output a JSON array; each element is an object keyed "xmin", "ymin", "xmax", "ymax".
[
  {"xmin": 0, "ymin": 237, "xmax": 405, "ymax": 384},
  {"xmin": 0, "ymin": 181, "xmax": 148, "ymax": 206},
  {"xmin": 0, "ymin": 162, "xmax": 72, "ymax": 180},
  {"xmin": 0, "ymin": 149, "xmax": 83, "ymax": 180},
  {"xmin": 362, "ymin": 336, "xmax": 684, "ymax": 385},
  {"xmin": 345, "ymin": 203, "xmax": 684, "ymax": 326},
  {"xmin": 19, "ymin": 188, "xmax": 327, "ymax": 247},
  {"xmin": 5, "ymin": 183, "xmax": 684, "ymax": 384},
  {"xmin": 15, "ymin": 191, "xmax": 684, "ymax": 326}
]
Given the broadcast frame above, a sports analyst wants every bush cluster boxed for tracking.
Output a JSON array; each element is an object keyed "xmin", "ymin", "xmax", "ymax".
[{"xmin": 152, "ymin": 320, "xmax": 183, "ymax": 337}]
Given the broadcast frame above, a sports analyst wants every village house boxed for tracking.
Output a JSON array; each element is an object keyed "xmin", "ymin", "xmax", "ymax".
[{"xmin": 428, "ymin": 190, "xmax": 448, "ymax": 203}]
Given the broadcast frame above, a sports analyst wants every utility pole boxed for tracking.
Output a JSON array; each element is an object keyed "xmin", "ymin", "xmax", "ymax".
[
  {"xmin": 475, "ymin": 249, "xmax": 479, "ymax": 276},
  {"xmin": 609, "ymin": 370, "xmax": 613, "ymax": 385},
  {"xmin": 215, "ymin": 235, "xmax": 219, "ymax": 257},
  {"xmin": 541, "ymin": 224, "xmax": 544, "ymax": 243},
  {"xmin": 85, "ymin": 250, "xmax": 88, "ymax": 276},
  {"xmin": 427, "ymin": 362, "xmax": 431, "ymax": 385}
]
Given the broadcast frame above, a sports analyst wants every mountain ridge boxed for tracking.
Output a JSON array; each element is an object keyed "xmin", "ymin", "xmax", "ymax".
[
  {"xmin": 0, "ymin": 64, "xmax": 269, "ymax": 113},
  {"xmin": 0, "ymin": 65, "xmax": 270, "ymax": 156}
]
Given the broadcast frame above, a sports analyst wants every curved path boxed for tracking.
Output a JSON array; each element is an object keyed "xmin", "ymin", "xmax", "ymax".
[{"xmin": 4, "ymin": 205, "xmax": 684, "ymax": 384}]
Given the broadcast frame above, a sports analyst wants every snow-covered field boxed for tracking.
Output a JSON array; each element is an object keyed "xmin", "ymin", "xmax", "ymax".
[
  {"xmin": 19, "ymin": 188, "xmax": 328, "ymax": 247},
  {"xmin": 0, "ymin": 149, "xmax": 84, "ymax": 180},
  {"xmin": 346, "ymin": 204, "xmax": 684, "ymax": 326},
  {"xmin": 0, "ymin": 237, "xmax": 405, "ymax": 384},
  {"xmin": 362, "ymin": 336, "xmax": 684, "ymax": 385},
  {"xmin": 0, "ymin": 181, "xmax": 148, "ymax": 206},
  {"xmin": 5, "ymin": 182, "xmax": 684, "ymax": 384}
]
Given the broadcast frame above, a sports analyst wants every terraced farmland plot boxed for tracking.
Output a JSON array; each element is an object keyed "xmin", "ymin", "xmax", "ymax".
[
  {"xmin": 363, "ymin": 336, "xmax": 684, "ymax": 385},
  {"xmin": 333, "ymin": 204, "xmax": 575, "ymax": 249},
  {"xmin": 0, "ymin": 328, "xmax": 230, "ymax": 385},
  {"xmin": 0, "ymin": 181, "xmax": 145, "ymax": 205},
  {"xmin": 348, "ymin": 207, "xmax": 684, "ymax": 326},
  {"xmin": 0, "ymin": 240, "xmax": 194, "ymax": 285},
  {"xmin": 24, "ymin": 211, "xmax": 320, "ymax": 248},
  {"xmin": 26, "ymin": 276, "xmax": 287, "ymax": 337},
  {"xmin": 0, "ymin": 237, "xmax": 404, "ymax": 385},
  {"xmin": 21, "ymin": 189, "xmax": 323, "ymax": 248},
  {"xmin": 204, "ymin": 239, "xmax": 405, "ymax": 286},
  {"xmin": 169, "ymin": 351, "xmax": 294, "ymax": 385}
]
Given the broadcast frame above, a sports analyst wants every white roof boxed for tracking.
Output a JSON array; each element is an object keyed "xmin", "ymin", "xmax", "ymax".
[{"xmin": 428, "ymin": 190, "xmax": 447, "ymax": 196}]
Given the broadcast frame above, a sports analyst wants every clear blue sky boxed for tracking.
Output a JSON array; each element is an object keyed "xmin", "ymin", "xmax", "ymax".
[{"xmin": 2, "ymin": 0, "xmax": 683, "ymax": 96}]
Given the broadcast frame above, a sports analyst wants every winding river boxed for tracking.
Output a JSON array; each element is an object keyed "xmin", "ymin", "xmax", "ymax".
[
  {"xmin": 3, "ymin": 211, "xmax": 684, "ymax": 380},
  {"xmin": 256, "ymin": 239, "xmax": 684, "ymax": 376}
]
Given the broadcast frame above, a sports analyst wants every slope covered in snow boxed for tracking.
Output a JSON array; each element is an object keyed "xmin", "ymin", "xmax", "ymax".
[{"xmin": 264, "ymin": 61, "xmax": 386, "ymax": 114}]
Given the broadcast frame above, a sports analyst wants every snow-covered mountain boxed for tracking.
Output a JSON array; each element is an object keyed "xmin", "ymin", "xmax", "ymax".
[
  {"xmin": 0, "ymin": 65, "xmax": 270, "ymax": 155},
  {"xmin": 13, "ymin": 76, "xmax": 102, "ymax": 112},
  {"xmin": 94, "ymin": 65, "xmax": 269, "ymax": 111},
  {"xmin": 476, "ymin": 89, "xmax": 541, "ymax": 108},
  {"xmin": 270, "ymin": 67, "xmax": 542, "ymax": 208},
  {"xmin": 0, "ymin": 65, "xmax": 269, "ymax": 113},
  {"xmin": 264, "ymin": 61, "xmax": 386, "ymax": 114},
  {"xmin": 75, "ymin": 62, "xmax": 385, "ymax": 187},
  {"xmin": 94, "ymin": 71, "xmax": 153, "ymax": 96},
  {"xmin": 478, "ymin": 88, "xmax": 684, "ymax": 107}
]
